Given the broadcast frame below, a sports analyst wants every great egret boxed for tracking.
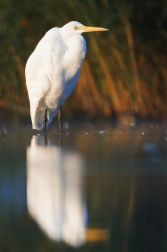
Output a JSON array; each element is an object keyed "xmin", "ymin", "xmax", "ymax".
[{"xmin": 25, "ymin": 21, "xmax": 108, "ymax": 134}]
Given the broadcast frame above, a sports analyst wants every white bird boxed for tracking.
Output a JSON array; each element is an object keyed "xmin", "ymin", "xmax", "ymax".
[{"xmin": 25, "ymin": 21, "xmax": 108, "ymax": 133}]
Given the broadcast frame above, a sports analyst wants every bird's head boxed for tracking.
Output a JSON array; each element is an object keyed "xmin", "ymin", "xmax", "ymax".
[{"xmin": 60, "ymin": 21, "xmax": 108, "ymax": 42}]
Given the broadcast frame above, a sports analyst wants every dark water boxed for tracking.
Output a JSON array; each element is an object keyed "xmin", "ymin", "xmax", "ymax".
[{"xmin": 0, "ymin": 119, "xmax": 167, "ymax": 252}]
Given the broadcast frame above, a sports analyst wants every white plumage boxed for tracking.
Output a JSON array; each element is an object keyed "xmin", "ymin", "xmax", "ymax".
[{"xmin": 25, "ymin": 21, "xmax": 108, "ymax": 132}]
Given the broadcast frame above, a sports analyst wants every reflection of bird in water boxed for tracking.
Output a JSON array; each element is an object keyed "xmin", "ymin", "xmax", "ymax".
[
  {"xmin": 26, "ymin": 136, "xmax": 87, "ymax": 247},
  {"xmin": 25, "ymin": 21, "xmax": 108, "ymax": 134}
]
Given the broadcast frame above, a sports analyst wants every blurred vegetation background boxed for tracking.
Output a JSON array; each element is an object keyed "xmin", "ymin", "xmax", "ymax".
[{"xmin": 0, "ymin": 0, "xmax": 167, "ymax": 122}]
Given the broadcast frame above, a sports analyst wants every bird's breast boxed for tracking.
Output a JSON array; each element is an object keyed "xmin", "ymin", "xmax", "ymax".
[{"xmin": 63, "ymin": 35, "xmax": 86, "ymax": 79}]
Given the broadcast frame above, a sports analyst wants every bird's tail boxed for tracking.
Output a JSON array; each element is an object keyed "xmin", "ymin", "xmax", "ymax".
[{"xmin": 32, "ymin": 108, "xmax": 45, "ymax": 130}]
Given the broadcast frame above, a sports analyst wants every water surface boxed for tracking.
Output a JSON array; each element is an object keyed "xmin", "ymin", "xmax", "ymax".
[{"xmin": 0, "ymin": 120, "xmax": 167, "ymax": 251}]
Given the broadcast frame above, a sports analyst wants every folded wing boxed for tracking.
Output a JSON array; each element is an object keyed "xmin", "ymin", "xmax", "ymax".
[{"xmin": 25, "ymin": 28, "xmax": 65, "ymax": 129}]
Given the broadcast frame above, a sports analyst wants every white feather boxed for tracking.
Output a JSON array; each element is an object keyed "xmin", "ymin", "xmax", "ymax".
[{"xmin": 25, "ymin": 21, "xmax": 107, "ymax": 130}]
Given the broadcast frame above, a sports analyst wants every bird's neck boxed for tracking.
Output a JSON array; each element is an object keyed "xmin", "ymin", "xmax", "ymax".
[{"xmin": 62, "ymin": 35, "xmax": 87, "ymax": 80}]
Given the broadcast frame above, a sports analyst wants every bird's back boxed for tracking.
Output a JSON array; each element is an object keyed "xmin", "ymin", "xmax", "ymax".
[
  {"xmin": 25, "ymin": 28, "xmax": 65, "ymax": 129},
  {"xmin": 25, "ymin": 27, "xmax": 86, "ymax": 130}
]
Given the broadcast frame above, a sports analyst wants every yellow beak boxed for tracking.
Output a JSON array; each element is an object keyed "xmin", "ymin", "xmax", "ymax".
[{"xmin": 76, "ymin": 25, "xmax": 108, "ymax": 32}]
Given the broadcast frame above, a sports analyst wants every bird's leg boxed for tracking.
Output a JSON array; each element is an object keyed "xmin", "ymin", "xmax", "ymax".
[
  {"xmin": 44, "ymin": 133, "xmax": 48, "ymax": 146},
  {"xmin": 43, "ymin": 108, "xmax": 48, "ymax": 135},
  {"xmin": 59, "ymin": 133, "xmax": 63, "ymax": 147},
  {"xmin": 58, "ymin": 106, "xmax": 63, "ymax": 134}
]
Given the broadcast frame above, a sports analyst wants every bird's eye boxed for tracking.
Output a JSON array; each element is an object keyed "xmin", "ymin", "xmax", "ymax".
[{"xmin": 74, "ymin": 26, "xmax": 77, "ymax": 29}]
